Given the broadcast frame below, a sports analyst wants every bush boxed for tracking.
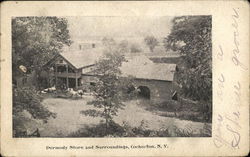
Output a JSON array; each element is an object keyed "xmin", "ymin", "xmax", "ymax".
[
  {"xmin": 69, "ymin": 120, "xmax": 125, "ymax": 137},
  {"xmin": 146, "ymin": 99, "xmax": 211, "ymax": 123},
  {"xmin": 69, "ymin": 120, "xmax": 211, "ymax": 137},
  {"xmin": 130, "ymin": 43, "xmax": 142, "ymax": 53},
  {"xmin": 157, "ymin": 100, "xmax": 182, "ymax": 112},
  {"xmin": 13, "ymin": 87, "xmax": 56, "ymax": 137}
]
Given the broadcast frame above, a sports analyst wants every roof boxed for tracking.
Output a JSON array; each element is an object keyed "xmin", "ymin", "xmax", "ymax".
[
  {"xmin": 60, "ymin": 48, "xmax": 104, "ymax": 69},
  {"xmin": 55, "ymin": 48, "xmax": 176, "ymax": 81},
  {"xmin": 120, "ymin": 56, "xmax": 176, "ymax": 81}
]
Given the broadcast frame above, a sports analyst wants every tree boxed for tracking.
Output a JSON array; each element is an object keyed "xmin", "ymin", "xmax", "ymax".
[
  {"xmin": 13, "ymin": 87, "xmax": 56, "ymax": 137},
  {"xmin": 12, "ymin": 17, "xmax": 71, "ymax": 136},
  {"xmin": 81, "ymin": 51, "xmax": 131, "ymax": 135},
  {"xmin": 102, "ymin": 37, "xmax": 116, "ymax": 52},
  {"xmin": 12, "ymin": 17, "xmax": 72, "ymax": 88},
  {"xmin": 164, "ymin": 16, "xmax": 212, "ymax": 102},
  {"xmin": 144, "ymin": 36, "xmax": 159, "ymax": 52},
  {"xmin": 130, "ymin": 43, "xmax": 142, "ymax": 53},
  {"xmin": 118, "ymin": 40, "xmax": 129, "ymax": 54}
]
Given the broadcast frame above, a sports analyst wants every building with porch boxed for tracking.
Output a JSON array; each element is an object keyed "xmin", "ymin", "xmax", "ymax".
[
  {"xmin": 44, "ymin": 47, "xmax": 178, "ymax": 102},
  {"xmin": 43, "ymin": 48, "xmax": 103, "ymax": 89}
]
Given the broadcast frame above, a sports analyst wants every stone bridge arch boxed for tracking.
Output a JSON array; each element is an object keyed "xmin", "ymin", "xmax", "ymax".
[
  {"xmin": 132, "ymin": 79, "xmax": 174, "ymax": 103},
  {"xmin": 137, "ymin": 86, "xmax": 151, "ymax": 99}
]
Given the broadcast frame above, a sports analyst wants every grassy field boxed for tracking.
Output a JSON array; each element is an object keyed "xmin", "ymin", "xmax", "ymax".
[
  {"xmin": 143, "ymin": 99, "xmax": 212, "ymax": 123},
  {"xmin": 35, "ymin": 96, "xmax": 211, "ymax": 137}
]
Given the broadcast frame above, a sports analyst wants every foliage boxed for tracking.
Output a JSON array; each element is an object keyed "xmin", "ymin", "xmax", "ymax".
[
  {"xmin": 102, "ymin": 37, "xmax": 116, "ymax": 52},
  {"xmin": 157, "ymin": 100, "xmax": 183, "ymax": 112},
  {"xmin": 118, "ymin": 40, "xmax": 130, "ymax": 53},
  {"xmin": 13, "ymin": 87, "xmax": 56, "ymax": 121},
  {"xmin": 144, "ymin": 36, "xmax": 159, "ymax": 52},
  {"xmin": 130, "ymin": 43, "xmax": 142, "ymax": 53},
  {"xmin": 12, "ymin": 17, "xmax": 68, "ymax": 135},
  {"xmin": 102, "ymin": 37, "xmax": 116, "ymax": 46},
  {"xmin": 69, "ymin": 120, "xmax": 211, "ymax": 137},
  {"xmin": 12, "ymin": 17, "xmax": 72, "ymax": 85},
  {"xmin": 102, "ymin": 38, "xmax": 131, "ymax": 54},
  {"xmin": 143, "ymin": 98, "xmax": 211, "ymax": 123},
  {"xmin": 164, "ymin": 16, "xmax": 212, "ymax": 102},
  {"xmin": 13, "ymin": 87, "xmax": 56, "ymax": 137},
  {"xmin": 81, "ymin": 51, "xmax": 132, "ymax": 134},
  {"xmin": 69, "ymin": 120, "xmax": 125, "ymax": 137}
]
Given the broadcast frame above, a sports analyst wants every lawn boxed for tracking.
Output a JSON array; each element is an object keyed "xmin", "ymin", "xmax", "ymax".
[{"xmin": 34, "ymin": 96, "xmax": 211, "ymax": 137}]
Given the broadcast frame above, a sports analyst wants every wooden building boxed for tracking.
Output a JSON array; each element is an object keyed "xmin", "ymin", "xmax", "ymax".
[{"xmin": 43, "ymin": 48, "xmax": 103, "ymax": 89}]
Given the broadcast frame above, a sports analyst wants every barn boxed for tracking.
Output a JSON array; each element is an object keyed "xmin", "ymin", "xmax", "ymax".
[{"xmin": 120, "ymin": 56, "xmax": 177, "ymax": 102}]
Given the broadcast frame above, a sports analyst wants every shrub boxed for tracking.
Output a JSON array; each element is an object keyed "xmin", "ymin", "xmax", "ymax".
[
  {"xmin": 130, "ymin": 43, "xmax": 142, "ymax": 53},
  {"xmin": 13, "ymin": 87, "xmax": 56, "ymax": 137},
  {"xmin": 69, "ymin": 120, "xmax": 211, "ymax": 137}
]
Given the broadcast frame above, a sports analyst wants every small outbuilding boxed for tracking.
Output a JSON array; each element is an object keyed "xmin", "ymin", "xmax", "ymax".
[{"xmin": 120, "ymin": 56, "xmax": 177, "ymax": 102}]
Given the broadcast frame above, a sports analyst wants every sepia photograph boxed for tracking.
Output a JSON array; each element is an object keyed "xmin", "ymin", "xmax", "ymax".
[
  {"xmin": 12, "ymin": 16, "xmax": 212, "ymax": 138},
  {"xmin": 1, "ymin": 1, "xmax": 249, "ymax": 156}
]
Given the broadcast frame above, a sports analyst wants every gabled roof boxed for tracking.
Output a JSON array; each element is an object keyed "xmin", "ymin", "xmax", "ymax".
[
  {"xmin": 43, "ymin": 53, "xmax": 78, "ymax": 70},
  {"xmin": 60, "ymin": 48, "xmax": 104, "ymax": 69},
  {"xmin": 45, "ymin": 49, "xmax": 176, "ymax": 81},
  {"xmin": 120, "ymin": 56, "xmax": 176, "ymax": 81}
]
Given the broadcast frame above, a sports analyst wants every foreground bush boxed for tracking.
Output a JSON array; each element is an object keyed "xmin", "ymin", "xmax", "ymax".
[
  {"xmin": 69, "ymin": 120, "xmax": 211, "ymax": 137},
  {"xmin": 146, "ymin": 99, "xmax": 212, "ymax": 123},
  {"xmin": 13, "ymin": 87, "xmax": 56, "ymax": 137}
]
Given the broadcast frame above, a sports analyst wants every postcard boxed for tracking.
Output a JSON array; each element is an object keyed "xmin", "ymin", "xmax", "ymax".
[{"xmin": 0, "ymin": 1, "xmax": 249, "ymax": 156}]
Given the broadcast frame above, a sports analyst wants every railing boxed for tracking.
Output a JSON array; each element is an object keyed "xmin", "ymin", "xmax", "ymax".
[{"xmin": 50, "ymin": 72, "xmax": 81, "ymax": 78}]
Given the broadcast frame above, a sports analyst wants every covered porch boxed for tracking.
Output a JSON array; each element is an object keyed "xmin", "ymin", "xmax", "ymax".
[{"xmin": 54, "ymin": 63, "xmax": 82, "ymax": 89}]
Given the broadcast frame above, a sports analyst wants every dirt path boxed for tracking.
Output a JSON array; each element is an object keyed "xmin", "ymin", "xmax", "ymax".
[
  {"xmin": 39, "ymin": 96, "xmax": 101, "ymax": 137},
  {"xmin": 39, "ymin": 97, "xmax": 210, "ymax": 137}
]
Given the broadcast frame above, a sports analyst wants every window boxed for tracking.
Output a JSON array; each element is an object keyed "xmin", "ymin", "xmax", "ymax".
[{"xmin": 57, "ymin": 65, "xmax": 67, "ymax": 73}]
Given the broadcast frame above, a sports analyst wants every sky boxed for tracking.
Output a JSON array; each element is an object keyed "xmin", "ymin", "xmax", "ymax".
[{"xmin": 66, "ymin": 16, "xmax": 173, "ymax": 42}]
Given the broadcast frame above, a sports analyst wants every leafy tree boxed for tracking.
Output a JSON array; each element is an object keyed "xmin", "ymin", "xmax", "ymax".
[
  {"xmin": 102, "ymin": 37, "xmax": 116, "ymax": 51},
  {"xmin": 13, "ymin": 87, "xmax": 55, "ymax": 121},
  {"xmin": 12, "ymin": 17, "xmax": 72, "ymax": 87},
  {"xmin": 164, "ymin": 16, "xmax": 212, "ymax": 102},
  {"xmin": 81, "ymin": 51, "xmax": 131, "ymax": 135},
  {"xmin": 12, "ymin": 17, "xmax": 70, "ymax": 136},
  {"xmin": 13, "ymin": 87, "xmax": 56, "ymax": 137},
  {"xmin": 102, "ymin": 37, "xmax": 116, "ymax": 46},
  {"xmin": 130, "ymin": 43, "xmax": 142, "ymax": 53},
  {"xmin": 118, "ymin": 40, "xmax": 129, "ymax": 53},
  {"xmin": 144, "ymin": 36, "xmax": 159, "ymax": 52}
]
